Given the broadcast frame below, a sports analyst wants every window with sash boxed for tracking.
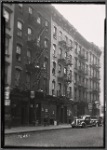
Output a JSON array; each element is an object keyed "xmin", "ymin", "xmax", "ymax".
[
  {"xmin": 16, "ymin": 44, "xmax": 22, "ymax": 61},
  {"xmin": 5, "ymin": 37, "xmax": 9, "ymax": 55},
  {"xmin": 17, "ymin": 21, "xmax": 23, "ymax": 37},
  {"xmin": 52, "ymin": 62, "xmax": 56, "ymax": 76},
  {"xmin": 28, "ymin": 7, "xmax": 33, "ymax": 14},
  {"xmin": 53, "ymin": 44, "xmax": 56, "ymax": 56},
  {"xmin": 26, "ymin": 73, "xmax": 30, "ymax": 88},
  {"xmin": 44, "ymin": 39, "xmax": 48, "ymax": 48},
  {"xmin": 59, "ymin": 31, "xmax": 62, "ymax": 41},
  {"xmin": 3, "ymin": 9, "xmax": 10, "ymax": 28},
  {"xmin": 53, "ymin": 26, "xmax": 57, "ymax": 38},
  {"xmin": 37, "ymin": 14, "xmax": 41, "ymax": 24},
  {"xmin": 28, "ymin": 27, "xmax": 32, "ymax": 40},
  {"xmin": 15, "ymin": 69, "xmax": 21, "ymax": 86}
]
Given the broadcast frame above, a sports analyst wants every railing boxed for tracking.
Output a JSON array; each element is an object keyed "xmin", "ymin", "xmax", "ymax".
[
  {"xmin": 58, "ymin": 55, "xmax": 66, "ymax": 64},
  {"xmin": 65, "ymin": 59, "xmax": 73, "ymax": 66},
  {"xmin": 77, "ymin": 67, "xmax": 86, "ymax": 76},
  {"xmin": 58, "ymin": 40, "xmax": 69, "ymax": 51},
  {"xmin": 90, "ymin": 63, "xmax": 101, "ymax": 69},
  {"xmin": 57, "ymin": 75, "xmax": 64, "ymax": 82},
  {"xmin": 78, "ymin": 53, "xmax": 87, "ymax": 61},
  {"xmin": 90, "ymin": 76, "xmax": 100, "ymax": 81}
]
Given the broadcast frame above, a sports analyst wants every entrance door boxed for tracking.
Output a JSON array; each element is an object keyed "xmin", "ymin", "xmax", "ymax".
[
  {"xmin": 64, "ymin": 106, "xmax": 67, "ymax": 123},
  {"xmin": 21, "ymin": 101, "xmax": 29, "ymax": 125},
  {"xmin": 36, "ymin": 103, "xmax": 41, "ymax": 124},
  {"xmin": 61, "ymin": 107, "xmax": 63, "ymax": 123},
  {"xmin": 29, "ymin": 103, "xmax": 34, "ymax": 125}
]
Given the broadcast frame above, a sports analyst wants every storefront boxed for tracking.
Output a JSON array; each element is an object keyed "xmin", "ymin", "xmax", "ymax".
[{"xmin": 8, "ymin": 90, "xmax": 75, "ymax": 127}]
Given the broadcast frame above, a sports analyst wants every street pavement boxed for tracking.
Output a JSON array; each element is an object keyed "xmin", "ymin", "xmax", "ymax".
[{"xmin": 4, "ymin": 126, "xmax": 104, "ymax": 147}]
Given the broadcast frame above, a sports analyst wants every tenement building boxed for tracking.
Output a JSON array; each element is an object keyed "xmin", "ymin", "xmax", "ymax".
[
  {"xmin": 3, "ymin": 3, "xmax": 102, "ymax": 127},
  {"xmin": 3, "ymin": 3, "xmax": 15, "ymax": 126}
]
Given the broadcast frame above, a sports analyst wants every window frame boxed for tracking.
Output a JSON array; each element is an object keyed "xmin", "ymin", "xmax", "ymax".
[
  {"xmin": 37, "ymin": 13, "xmax": 41, "ymax": 24},
  {"xmin": 16, "ymin": 44, "xmax": 22, "ymax": 62},
  {"xmin": 28, "ymin": 6, "xmax": 33, "ymax": 14},
  {"xmin": 5, "ymin": 36, "xmax": 10, "ymax": 55},
  {"xmin": 15, "ymin": 68, "xmax": 21, "ymax": 86},
  {"xmin": 17, "ymin": 20, "xmax": 23, "ymax": 37},
  {"xmin": 3, "ymin": 9, "xmax": 10, "ymax": 28},
  {"xmin": 53, "ymin": 25, "xmax": 57, "ymax": 38}
]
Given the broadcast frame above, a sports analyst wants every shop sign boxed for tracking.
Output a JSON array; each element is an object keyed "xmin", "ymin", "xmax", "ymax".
[{"xmin": 5, "ymin": 99, "xmax": 10, "ymax": 106}]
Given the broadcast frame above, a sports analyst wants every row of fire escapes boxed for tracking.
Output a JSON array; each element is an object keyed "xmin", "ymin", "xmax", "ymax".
[
  {"xmin": 57, "ymin": 40, "xmax": 73, "ymax": 98},
  {"xmin": 25, "ymin": 24, "xmax": 48, "ymax": 92},
  {"xmin": 74, "ymin": 47, "xmax": 88, "ymax": 102}
]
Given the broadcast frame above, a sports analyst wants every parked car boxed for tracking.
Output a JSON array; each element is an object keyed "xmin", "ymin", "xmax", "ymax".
[
  {"xmin": 91, "ymin": 117, "xmax": 103, "ymax": 127},
  {"xmin": 71, "ymin": 115, "xmax": 93, "ymax": 128},
  {"xmin": 91, "ymin": 118, "xmax": 98, "ymax": 126}
]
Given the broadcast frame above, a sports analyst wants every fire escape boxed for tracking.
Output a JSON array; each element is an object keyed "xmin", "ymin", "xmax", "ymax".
[
  {"xmin": 25, "ymin": 26, "xmax": 48, "ymax": 91},
  {"xmin": 58, "ymin": 39, "xmax": 73, "ymax": 98}
]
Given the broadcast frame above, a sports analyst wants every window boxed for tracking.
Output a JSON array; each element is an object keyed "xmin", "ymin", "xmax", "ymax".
[
  {"xmin": 65, "ymin": 36, "xmax": 68, "ymax": 43},
  {"xmin": 58, "ymin": 83, "xmax": 61, "ymax": 91},
  {"xmin": 64, "ymin": 52, "xmax": 67, "ymax": 59},
  {"xmin": 43, "ymin": 58, "xmax": 48, "ymax": 69},
  {"xmin": 28, "ymin": 27, "xmax": 32, "ymax": 40},
  {"xmin": 18, "ymin": 4, "xmax": 23, "ymax": 8},
  {"xmin": 59, "ymin": 48, "xmax": 62, "ymax": 57},
  {"xmin": 5, "ymin": 65, "xmax": 8, "ymax": 85},
  {"xmin": 86, "ymin": 51, "xmax": 88, "ymax": 60},
  {"xmin": 69, "ymin": 87, "xmax": 72, "ymax": 98},
  {"xmin": 75, "ymin": 42, "xmax": 77, "ymax": 53},
  {"xmin": 75, "ymin": 57, "xmax": 77, "ymax": 68},
  {"xmin": 37, "ymin": 36, "xmax": 40, "ymax": 46},
  {"xmin": 53, "ymin": 26, "xmax": 57, "ymax": 38},
  {"xmin": 37, "ymin": 14, "xmax": 41, "ymax": 24},
  {"xmin": 26, "ymin": 73, "xmax": 30, "ymax": 84},
  {"xmin": 52, "ymin": 80, "xmax": 55, "ymax": 95},
  {"xmin": 52, "ymin": 62, "xmax": 56, "ymax": 76},
  {"xmin": 44, "ymin": 39, "xmax": 48, "ymax": 48},
  {"xmin": 27, "ymin": 49, "xmax": 31, "ymax": 61},
  {"xmin": 5, "ymin": 37, "xmax": 9, "ymax": 55},
  {"xmin": 59, "ymin": 31, "xmax": 62, "ymax": 40},
  {"xmin": 69, "ymin": 55, "xmax": 72, "ymax": 62},
  {"xmin": 15, "ymin": 69, "xmax": 21, "ymax": 86},
  {"xmin": 3, "ymin": 9, "xmax": 10, "ymax": 27},
  {"xmin": 52, "ymin": 80, "xmax": 55, "ymax": 89},
  {"xmin": 17, "ymin": 21, "xmax": 23, "ymax": 37},
  {"xmin": 43, "ymin": 78, "xmax": 47, "ymax": 93},
  {"xmin": 53, "ymin": 44, "xmax": 56, "ymax": 56},
  {"xmin": 75, "ymin": 73, "xmax": 77, "ymax": 82},
  {"xmin": 58, "ymin": 64, "xmax": 61, "ymax": 73},
  {"xmin": 45, "ymin": 20, "xmax": 48, "ymax": 27},
  {"xmin": 28, "ymin": 27, "xmax": 32, "ymax": 35},
  {"xmin": 69, "ymin": 40, "xmax": 72, "ymax": 48},
  {"xmin": 16, "ymin": 45, "xmax": 22, "ymax": 61},
  {"xmin": 69, "ymin": 70, "xmax": 72, "ymax": 78},
  {"xmin": 28, "ymin": 7, "xmax": 33, "ymax": 14},
  {"xmin": 64, "ymin": 67, "xmax": 67, "ymax": 75}
]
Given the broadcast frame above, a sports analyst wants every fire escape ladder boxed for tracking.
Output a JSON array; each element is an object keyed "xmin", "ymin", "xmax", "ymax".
[{"xmin": 32, "ymin": 26, "xmax": 47, "ymax": 63}]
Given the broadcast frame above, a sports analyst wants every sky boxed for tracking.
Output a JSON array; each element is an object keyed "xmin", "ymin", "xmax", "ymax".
[
  {"xmin": 53, "ymin": 4, "xmax": 105, "ymax": 108},
  {"xmin": 53, "ymin": 4, "xmax": 105, "ymax": 48}
]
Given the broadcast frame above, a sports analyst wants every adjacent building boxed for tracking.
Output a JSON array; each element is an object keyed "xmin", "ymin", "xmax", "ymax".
[{"xmin": 3, "ymin": 3, "xmax": 102, "ymax": 127}]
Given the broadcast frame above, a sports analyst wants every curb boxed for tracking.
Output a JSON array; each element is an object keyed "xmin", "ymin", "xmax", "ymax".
[{"xmin": 5, "ymin": 126, "xmax": 71, "ymax": 136}]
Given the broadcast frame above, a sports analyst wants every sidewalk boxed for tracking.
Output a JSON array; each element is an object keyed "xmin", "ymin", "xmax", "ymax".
[{"xmin": 5, "ymin": 124, "xmax": 71, "ymax": 135}]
